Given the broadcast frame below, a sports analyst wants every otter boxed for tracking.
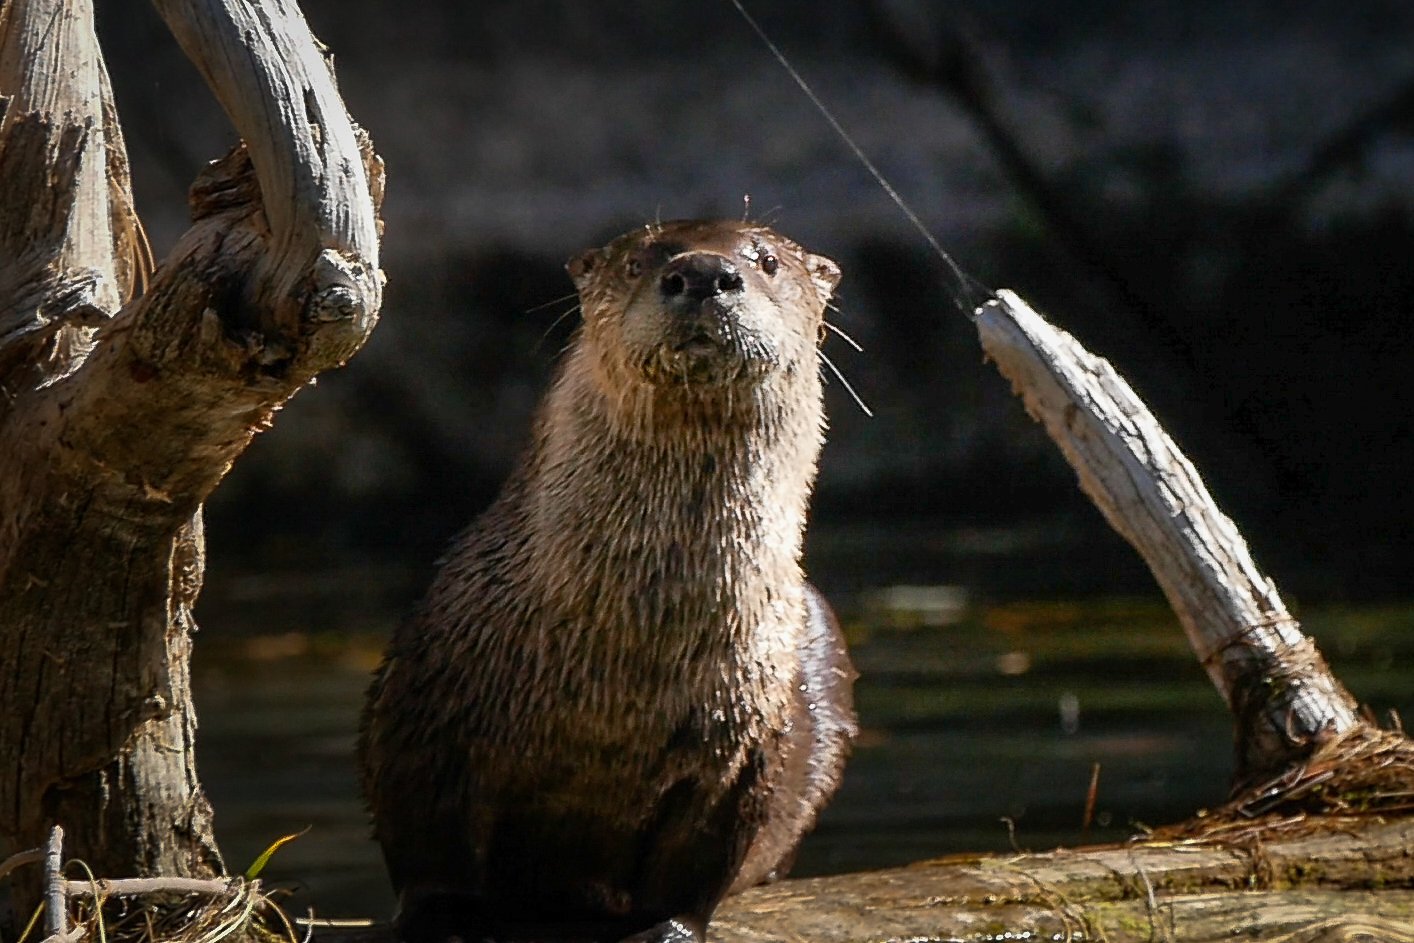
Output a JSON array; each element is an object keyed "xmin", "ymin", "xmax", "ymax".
[{"xmin": 358, "ymin": 219, "xmax": 856, "ymax": 943}]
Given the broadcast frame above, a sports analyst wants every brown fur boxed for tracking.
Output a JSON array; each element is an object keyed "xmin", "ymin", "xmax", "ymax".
[{"xmin": 358, "ymin": 220, "xmax": 856, "ymax": 943}]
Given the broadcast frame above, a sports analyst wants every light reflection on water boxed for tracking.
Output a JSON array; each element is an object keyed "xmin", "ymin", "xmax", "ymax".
[{"xmin": 192, "ymin": 581, "xmax": 1414, "ymax": 920}]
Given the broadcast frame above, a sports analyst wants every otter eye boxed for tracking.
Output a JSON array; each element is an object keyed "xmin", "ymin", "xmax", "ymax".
[
  {"xmin": 761, "ymin": 253, "xmax": 779, "ymax": 276},
  {"xmin": 626, "ymin": 257, "xmax": 643, "ymax": 278}
]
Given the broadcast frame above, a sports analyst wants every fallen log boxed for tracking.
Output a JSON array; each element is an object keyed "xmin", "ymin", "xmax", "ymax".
[
  {"xmin": 23, "ymin": 813, "xmax": 1414, "ymax": 943},
  {"xmin": 713, "ymin": 817, "xmax": 1414, "ymax": 942}
]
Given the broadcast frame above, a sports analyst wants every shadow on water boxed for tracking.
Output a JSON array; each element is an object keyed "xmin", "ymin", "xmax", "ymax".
[{"xmin": 193, "ymin": 570, "xmax": 1414, "ymax": 920}]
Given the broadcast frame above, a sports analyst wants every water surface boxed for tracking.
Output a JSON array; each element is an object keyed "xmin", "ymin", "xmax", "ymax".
[{"xmin": 193, "ymin": 576, "xmax": 1414, "ymax": 919}]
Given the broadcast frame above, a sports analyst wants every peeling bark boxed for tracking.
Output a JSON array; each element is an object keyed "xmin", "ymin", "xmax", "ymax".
[{"xmin": 0, "ymin": 0, "xmax": 382, "ymax": 923}]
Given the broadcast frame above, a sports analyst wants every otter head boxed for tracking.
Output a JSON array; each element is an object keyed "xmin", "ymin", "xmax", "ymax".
[{"xmin": 567, "ymin": 220, "xmax": 841, "ymax": 390}]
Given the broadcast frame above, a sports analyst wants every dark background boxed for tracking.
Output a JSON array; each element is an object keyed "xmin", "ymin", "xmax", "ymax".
[{"xmin": 96, "ymin": 0, "xmax": 1414, "ymax": 604}]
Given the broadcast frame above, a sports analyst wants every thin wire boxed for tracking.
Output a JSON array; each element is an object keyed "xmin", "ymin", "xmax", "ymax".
[{"xmin": 726, "ymin": 0, "xmax": 994, "ymax": 314}]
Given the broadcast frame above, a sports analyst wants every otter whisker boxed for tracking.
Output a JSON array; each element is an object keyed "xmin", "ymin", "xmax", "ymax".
[
  {"xmin": 524, "ymin": 292, "xmax": 579, "ymax": 315},
  {"xmin": 535, "ymin": 302, "xmax": 582, "ymax": 352},
  {"xmin": 818, "ymin": 349, "xmax": 873, "ymax": 417},
  {"xmin": 822, "ymin": 320, "xmax": 863, "ymax": 352}
]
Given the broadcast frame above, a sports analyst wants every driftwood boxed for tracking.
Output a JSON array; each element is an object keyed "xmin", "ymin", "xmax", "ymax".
[
  {"xmin": 713, "ymin": 818, "xmax": 1414, "ymax": 942},
  {"xmin": 974, "ymin": 290, "xmax": 1362, "ymax": 785},
  {"xmin": 0, "ymin": 0, "xmax": 382, "ymax": 922}
]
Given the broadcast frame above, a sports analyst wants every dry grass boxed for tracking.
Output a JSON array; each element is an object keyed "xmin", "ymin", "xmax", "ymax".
[
  {"xmin": 1159, "ymin": 721, "xmax": 1414, "ymax": 844},
  {"xmin": 55, "ymin": 880, "xmax": 302, "ymax": 943},
  {"xmin": 1, "ymin": 827, "xmax": 306, "ymax": 943}
]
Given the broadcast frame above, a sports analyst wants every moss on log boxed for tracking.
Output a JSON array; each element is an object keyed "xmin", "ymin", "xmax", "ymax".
[{"xmin": 711, "ymin": 817, "xmax": 1414, "ymax": 942}]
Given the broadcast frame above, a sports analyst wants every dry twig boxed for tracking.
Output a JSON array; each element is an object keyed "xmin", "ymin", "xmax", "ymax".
[{"xmin": 2, "ymin": 827, "xmax": 301, "ymax": 943}]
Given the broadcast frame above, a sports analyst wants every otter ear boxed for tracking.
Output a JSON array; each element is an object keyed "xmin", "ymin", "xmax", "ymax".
[
  {"xmin": 566, "ymin": 248, "xmax": 605, "ymax": 291},
  {"xmin": 805, "ymin": 253, "xmax": 842, "ymax": 306}
]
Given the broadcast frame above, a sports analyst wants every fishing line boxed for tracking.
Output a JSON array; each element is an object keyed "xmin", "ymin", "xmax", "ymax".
[{"xmin": 726, "ymin": 0, "xmax": 994, "ymax": 314}]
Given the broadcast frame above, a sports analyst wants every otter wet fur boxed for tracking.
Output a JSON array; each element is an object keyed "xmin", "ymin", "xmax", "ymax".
[{"xmin": 358, "ymin": 219, "xmax": 857, "ymax": 943}]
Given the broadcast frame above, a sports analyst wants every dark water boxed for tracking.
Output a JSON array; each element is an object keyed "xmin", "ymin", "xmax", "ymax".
[{"xmin": 192, "ymin": 575, "xmax": 1414, "ymax": 920}]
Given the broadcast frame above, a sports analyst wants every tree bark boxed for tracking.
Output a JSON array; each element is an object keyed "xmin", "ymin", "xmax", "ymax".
[
  {"xmin": 0, "ymin": 0, "xmax": 382, "ymax": 924},
  {"xmin": 709, "ymin": 818, "xmax": 1414, "ymax": 942},
  {"xmin": 972, "ymin": 289, "xmax": 1361, "ymax": 785}
]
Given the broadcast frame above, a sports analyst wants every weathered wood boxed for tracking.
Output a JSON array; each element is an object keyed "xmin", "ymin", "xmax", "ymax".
[
  {"xmin": 0, "ymin": 0, "xmax": 382, "ymax": 920},
  {"xmin": 63, "ymin": 875, "xmax": 236, "ymax": 898},
  {"xmin": 298, "ymin": 820, "xmax": 1414, "ymax": 942},
  {"xmin": 973, "ymin": 289, "xmax": 1361, "ymax": 784},
  {"xmin": 0, "ymin": 0, "xmax": 187, "ymax": 888},
  {"xmin": 0, "ymin": 0, "xmax": 139, "ymax": 321},
  {"xmin": 288, "ymin": 822, "xmax": 1414, "ymax": 943},
  {"xmin": 43, "ymin": 826, "xmax": 66, "ymax": 940},
  {"xmin": 149, "ymin": 0, "xmax": 382, "ymax": 365},
  {"xmin": 709, "ymin": 819, "xmax": 1414, "ymax": 942}
]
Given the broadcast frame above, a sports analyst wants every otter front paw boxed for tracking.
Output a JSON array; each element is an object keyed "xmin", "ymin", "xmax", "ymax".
[{"xmin": 617, "ymin": 917, "xmax": 703, "ymax": 943}]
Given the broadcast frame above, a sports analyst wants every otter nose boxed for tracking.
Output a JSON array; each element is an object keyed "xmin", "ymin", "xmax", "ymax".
[{"xmin": 659, "ymin": 253, "xmax": 744, "ymax": 303}]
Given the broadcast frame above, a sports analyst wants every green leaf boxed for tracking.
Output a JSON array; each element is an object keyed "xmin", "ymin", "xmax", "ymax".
[{"xmin": 244, "ymin": 826, "xmax": 310, "ymax": 880}]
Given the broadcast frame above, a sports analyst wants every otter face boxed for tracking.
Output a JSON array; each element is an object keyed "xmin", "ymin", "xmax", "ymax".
[{"xmin": 568, "ymin": 220, "xmax": 841, "ymax": 388}]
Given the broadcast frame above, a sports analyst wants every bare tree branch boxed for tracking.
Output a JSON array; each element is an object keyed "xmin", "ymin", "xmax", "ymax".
[
  {"xmin": 974, "ymin": 289, "xmax": 1360, "ymax": 782},
  {"xmin": 151, "ymin": 0, "xmax": 381, "ymax": 361}
]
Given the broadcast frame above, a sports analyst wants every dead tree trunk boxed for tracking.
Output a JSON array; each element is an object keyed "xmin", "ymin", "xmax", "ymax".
[
  {"xmin": 0, "ymin": 0, "xmax": 382, "ymax": 924},
  {"xmin": 973, "ymin": 290, "xmax": 1362, "ymax": 786}
]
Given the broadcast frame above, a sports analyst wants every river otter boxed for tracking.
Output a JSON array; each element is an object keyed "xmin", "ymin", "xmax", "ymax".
[{"xmin": 358, "ymin": 219, "xmax": 856, "ymax": 943}]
